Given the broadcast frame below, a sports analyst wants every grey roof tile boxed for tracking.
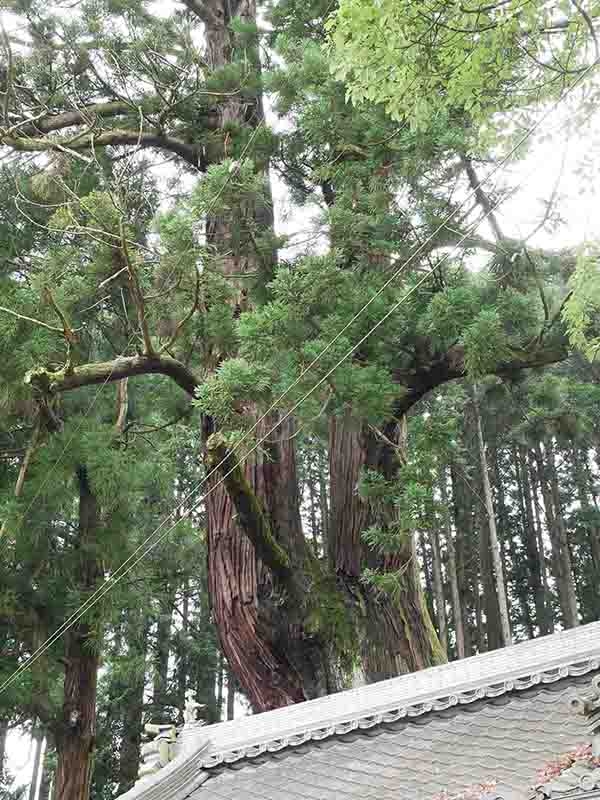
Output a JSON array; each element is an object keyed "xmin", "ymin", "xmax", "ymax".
[
  {"xmin": 196, "ymin": 676, "xmax": 596, "ymax": 800},
  {"xmin": 120, "ymin": 622, "xmax": 600, "ymax": 800}
]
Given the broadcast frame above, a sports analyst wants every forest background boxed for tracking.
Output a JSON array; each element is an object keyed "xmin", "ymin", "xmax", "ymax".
[{"xmin": 1, "ymin": 0, "xmax": 600, "ymax": 798}]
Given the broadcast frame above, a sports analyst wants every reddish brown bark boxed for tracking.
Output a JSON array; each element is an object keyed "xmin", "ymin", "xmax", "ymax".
[
  {"xmin": 54, "ymin": 468, "xmax": 101, "ymax": 800},
  {"xmin": 328, "ymin": 412, "xmax": 446, "ymax": 681},
  {"xmin": 206, "ymin": 416, "xmax": 329, "ymax": 711}
]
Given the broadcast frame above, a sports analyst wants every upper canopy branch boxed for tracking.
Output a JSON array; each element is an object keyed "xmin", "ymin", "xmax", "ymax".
[
  {"xmin": 3, "ymin": 128, "xmax": 204, "ymax": 168},
  {"xmin": 392, "ymin": 341, "xmax": 569, "ymax": 417}
]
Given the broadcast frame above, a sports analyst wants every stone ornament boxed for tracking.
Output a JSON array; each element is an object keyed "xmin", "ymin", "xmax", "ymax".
[
  {"xmin": 138, "ymin": 723, "xmax": 177, "ymax": 780},
  {"xmin": 570, "ymin": 674, "xmax": 600, "ymax": 756},
  {"xmin": 184, "ymin": 689, "xmax": 207, "ymax": 727}
]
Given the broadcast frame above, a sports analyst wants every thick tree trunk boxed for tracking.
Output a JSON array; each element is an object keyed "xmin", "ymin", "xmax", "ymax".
[
  {"xmin": 206, "ymin": 416, "xmax": 328, "ymax": 711},
  {"xmin": 329, "ymin": 413, "xmax": 445, "ymax": 680},
  {"xmin": 534, "ymin": 442, "xmax": 579, "ymax": 628},
  {"xmin": 201, "ymin": 0, "xmax": 444, "ymax": 710},
  {"xmin": 201, "ymin": 0, "xmax": 333, "ymax": 712},
  {"xmin": 54, "ymin": 468, "xmax": 102, "ymax": 800},
  {"xmin": 473, "ymin": 389, "xmax": 512, "ymax": 647}
]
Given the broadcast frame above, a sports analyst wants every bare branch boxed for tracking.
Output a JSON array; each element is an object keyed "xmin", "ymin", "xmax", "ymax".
[
  {"xmin": 570, "ymin": 0, "xmax": 600, "ymax": 60},
  {"xmin": 461, "ymin": 156, "xmax": 505, "ymax": 242},
  {"xmin": 120, "ymin": 220, "xmax": 154, "ymax": 357},
  {"xmin": 0, "ymin": 304, "xmax": 65, "ymax": 334},
  {"xmin": 159, "ymin": 266, "xmax": 202, "ymax": 354},
  {"xmin": 0, "ymin": 415, "xmax": 42, "ymax": 541},
  {"xmin": 114, "ymin": 378, "xmax": 129, "ymax": 434}
]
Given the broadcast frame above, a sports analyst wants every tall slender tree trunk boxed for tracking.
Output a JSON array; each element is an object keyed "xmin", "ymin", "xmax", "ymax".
[
  {"xmin": 534, "ymin": 442, "xmax": 579, "ymax": 628},
  {"xmin": 472, "ymin": 388, "xmax": 512, "ymax": 647},
  {"xmin": 226, "ymin": 671, "xmax": 236, "ymax": 721},
  {"xmin": 451, "ymin": 463, "xmax": 474, "ymax": 656},
  {"xmin": 152, "ymin": 584, "xmax": 174, "ymax": 721},
  {"xmin": 440, "ymin": 470, "xmax": 465, "ymax": 658},
  {"xmin": 0, "ymin": 718, "xmax": 7, "ymax": 786},
  {"xmin": 38, "ymin": 743, "xmax": 53, "ymax": 800},
  {"xmin": 429, "ymin": 528, "xmax": 447, "ymax": 652},
  {"xmin": 318, "ymin": 450, "xmax": 329, "ymax": 552},
  {"xmin": 529, "ymin": 450, "xmax": 554, "ymax": 623},
  {"xmin": 516, "ymin": 446, "xmax": 551, "ymax": 634},
  {"xmin": 29, "ymin": 725, "xmax": 44, "ymax": 800},
  {"xmin": 477, "ymin": 493, "xmax": 500, "ymax": 651},
  {"xmin": 54, "ymin": 468, "xmax": 102, "ymax": 800},
  {"xmin": 573, "ymin": 447, "xmax": 600, "ymax": 615},
  {"xmin": 308, "ymin": 465, "xmax": 320, "ymax": 556},
  {"xmin": 117, "ymin": 609, "xmax": 147, "ymax": 796},
  {"xmin": 419, "ymin": 531, "xmax": 436, "ymax": 626}
]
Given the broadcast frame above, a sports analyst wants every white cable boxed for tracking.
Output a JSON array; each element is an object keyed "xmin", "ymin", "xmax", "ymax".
[{"xmin": 1, "ymin": 54, "xmax": 596, "ymax": 696}]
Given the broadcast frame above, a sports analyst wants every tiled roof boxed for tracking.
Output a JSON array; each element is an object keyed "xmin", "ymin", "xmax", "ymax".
[
  {"xmin": 189, "ymin": 680, "xmax": 595, "ymax": 800},
  {"xmin": 533, "ymin": 759, "xmax": 600, "ymax": 798},
  {"xmin": 120, "ymin": 621, "xmax": 600, "ymax": 800}
]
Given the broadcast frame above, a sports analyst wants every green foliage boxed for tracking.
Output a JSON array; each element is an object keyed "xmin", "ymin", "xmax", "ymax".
[
  {"xmin": 327, "ymin": 0, "xmax": 599, "ymax": 135},
  {"xmin": 563, "ymin": 244, "xmax": 600, "ymax": 360},
  {"xmin": 463, "ymin": 308, "xmax": 512, "ymax": 376},
  {"xmin": 194, "ymin": 358, "xmax": 272, "ymax": 426}
]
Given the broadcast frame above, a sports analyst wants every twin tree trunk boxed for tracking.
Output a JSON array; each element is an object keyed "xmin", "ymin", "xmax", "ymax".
[{"xmin": 201, "ymin": 0, "xmax": 445, "ymax": 713}]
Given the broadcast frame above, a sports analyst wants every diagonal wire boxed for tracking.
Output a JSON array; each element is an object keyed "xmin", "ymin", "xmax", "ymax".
[{"xmin": 1, "ymin": 52, "xmax": 595, "ymax": 695}]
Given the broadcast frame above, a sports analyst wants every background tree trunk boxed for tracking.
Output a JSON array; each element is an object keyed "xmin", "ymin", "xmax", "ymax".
[
  {"xmin": 54, "ymin": 468, "xmax": 102, "ymax": 800},
  {"xmin": 440, "ymin": 470, "xmax": 465, "ymax": 658},
  {"xmin": 0, "ymin": 718, "xmax": 7, "ymax": 786},
  {"xmin": 38, "ymin": 743, "xmax": 53, "ymax": 800},
  {"xmin": 226, "ymin": 671, "xmax": 236, "ymax": 721},
  {"xmin": 473, "ymin": 388, "xmax": 512, "ymax": 646},
  {"xmin": 429, "ymin": 529, "xmax": 447, "ymax": 652},
  {"xmin": 534, "ymin": 442, "xmax": 579, "ymax": 627},
  {"xmin": 29, "ymin": 725, "xmax": 43, "ymax": 800},
  {"xmin": 117, "ymin": 609, "xmax": 147, "ymax": 796}
]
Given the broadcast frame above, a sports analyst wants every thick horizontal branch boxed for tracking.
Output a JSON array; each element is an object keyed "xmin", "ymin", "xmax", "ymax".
[
  {"xmin": 3, "ymin": 128, "xmax": 203, "ymax": 167},
  {"xmin": 206, "ymin": 433, "xmax": 295, "ymax": 586},
  {"xmin": 393, "ymin": 341, "xmax": 568, "ymax": 417},
  {"xmin": 8, "ymin": 101, "xmax": 139, "ymax": 137},
  {"xmin": 24, "ymin": 354, "xmax": 200, "ymax": 398}
]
